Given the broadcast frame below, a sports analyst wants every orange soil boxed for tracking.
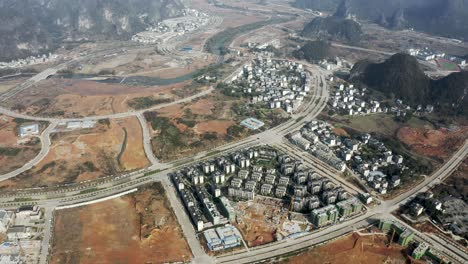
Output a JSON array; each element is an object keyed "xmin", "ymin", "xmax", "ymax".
[
  {"xmin": 195, "ymin": 120, "xmax": 235, "ymax": 135},
  {"xmin": 333, "ymin": 127, "xmax": 350, "ymax": 137},
  {"xmin": 155, "ymin": 103, "xmax": 184, "ymax": 119},
  {"xmin": 0, "ymin": 115, "xmax": 42, "ymax": 175},
  {"xmin": 0, "ymin": 115, "xmax": 20, "ymax": 147},
  {"xmin": 397, "ymin": 126, "xmax": 468, "ymax": 159},
  {"xmin": 0, "ymin": 117, "xmax": 147, "ymax": 189},
  {"xmin": 285, "ymin": 233, "xmax": 414, "ymax": 264},
  {"xmin": 116, "ymin": 117, "xmax": 149, "ymax": 170},
  {"xmin": 7, "ymin": 78, "xmax": 191, "ymax": 118},
  {"xmin": 50, "ymin": 183, "xmax": 192, "ymax": 264},
  {"xmin": 189, "ymin": 98, "xmax": 215, "ymax": 115},
  {"xmin": 235, "ymin": 199, "xmax": 288, "ymax": 247}
]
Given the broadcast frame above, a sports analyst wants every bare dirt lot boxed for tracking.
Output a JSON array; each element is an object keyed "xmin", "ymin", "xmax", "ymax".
[
  {"xmin": 235, "ymin": 197, "xmax": 289, "ymax": 247},
  {"xmin": 3, "ymin": 77, "xmax": 196, "ymax": 117},
  {"xmin": 0, "ymin": 115, "xmax": 42, "ymax": 175},
  {"xmin": 282, "ymin": 233, "xmax": 416, "ymax": 264},
  {"xmin": 50, "ymin": 182, "xmax": 192, "ymax": 264},
  {"xmin": 397, "ymin": 126, "xmax": 468, "ymax": 160},
  {"xmin": 0, "ymin": 117, "xmax": 148, "ymax": 190}
]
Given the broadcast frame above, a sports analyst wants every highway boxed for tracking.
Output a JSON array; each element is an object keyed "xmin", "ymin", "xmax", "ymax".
[{"xmin": 213, "ymin": 140, "xmax": 468, "ymax": 264}]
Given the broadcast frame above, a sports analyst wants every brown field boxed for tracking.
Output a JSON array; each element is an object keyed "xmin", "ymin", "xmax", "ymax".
[
  {"xmin": 50, "ymin": 182, "xmax": 192, "ymax": 264},
  {"xmin": 147, "ymin": 91, "xmax": 250, "ymax": 161},
  {"xmin": 0, "ymin": 77, "xmax": 28, "ymax": 93},
  {"xmin": 118, "ymin": 117, "xmax": 149, "ymax": 171},
  {"xmin": 397, "ymin": 126, "xmax": 468, "ymax": 160},
  {"xmin": 235, "ymin": 197, "xmax": 288, "ymax": 247},
  {"xmin": 282, "ymin": 233, "xmax": 417, "ymax": 264},
  {"xmin": 0, "ymin": 115, "xmax": 42, "ymax": 175},
  {"xmin": 3, "ymin": 77, "xmax": 195, "ymax": 117},
  {"xmin": 195, "ymin": 120, "xmax": 235, "ymax": 134},
  {"xmin": 0, "ymin": 117, "xmax": 148, "ymax": 189}
]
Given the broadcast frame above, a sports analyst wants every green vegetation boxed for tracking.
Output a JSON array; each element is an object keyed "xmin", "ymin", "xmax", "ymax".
[
  {"xmin": 144, "ymin": 112, "xmax": 186, "ymax": 159},
  {"xmin": 12, "ymin": 197, "xmax": 36, "ymax": 202},
  {"xmin": 302, "ymin": 16, "xmax": 362, "ymax": 43},
  {"xmin": 98, "ymin": 118, "xmax": 111, "ymax": 127},
  {"xmin": 0, "ymin": 147, "xmax": 21, "ymax": 156},
  {"xmin": 205, "ymin": 18, "xmax": 290, "ymax": 55},
  {"xmin": 351, "ymin": 53, "xmax": 468, "ymax": 115},
  {"xmin": 293, "ymin": 40, "xmax": 331, "ymax": 62},
  {"xmin": 127, "ymin": 96, "xmax": 173, "ymax": 110},
  {"xmin": 77, "ymin": 188, "xmax": 103, "ymax": 195},
  {"xmin": 231, "ymin": 102, "xmax": 289, "ymax": 129},
  {"xmin": 36, "ymin": 161, "xmax": 57, "ymax": 174},
  {"xmin": 81, "ymin": 161, "xmax": 98, "ymax": 172},
  {"xmin": 116, "ymin": 128, "xmax": 128, "ymax": 167}
]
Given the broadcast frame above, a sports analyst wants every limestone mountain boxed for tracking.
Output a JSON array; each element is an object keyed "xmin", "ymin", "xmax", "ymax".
[
  {"xmin": 294, "ymin": 0, "xmax": 468, "ymax": 40},
  {"xmin": 0, "ymin": 0, "xmax": 186, "ymax": 61},
  {"xmin": 350, "ymin": 53, "xmax": 468, "ymax": 115}
]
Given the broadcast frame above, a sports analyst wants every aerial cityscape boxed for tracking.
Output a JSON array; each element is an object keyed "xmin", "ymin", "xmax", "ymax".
[{"xmin": 0, "ymin": 0, "xmax": 467, "ymax": 264}]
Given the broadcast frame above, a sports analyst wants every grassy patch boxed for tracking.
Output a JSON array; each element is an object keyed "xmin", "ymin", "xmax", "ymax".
[
  {"xmin": 205, "ymin": 17, "xmax": 290, "ymax": 55},
  {"xmin": 0, "ymin": 147, "xmax": 21, "ymax": 156},
  {"xmin": 128, "ymin": 97, "xmax": 173, "ymax": 110}
]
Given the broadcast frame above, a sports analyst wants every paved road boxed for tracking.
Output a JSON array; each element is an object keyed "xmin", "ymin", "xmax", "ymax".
[
  {"xmin": 1, "ymin": 44, "xmax": 466, "ymax": 263},
  {"xmin": 213, "ymin": 140, "xmax": 468, "ymax": 264},
  {"xmin": 38, "ymin": 204, "xmax": 57, "ymax": 264},
  {"xmin": 136, "ymin": 112, "xmax": 161, "ymax": 168},
  {"xmin": 0, "ymin": 86, "xmax": 215, "ymax": 123},
  {"xmin": 0, "ymin": 121, "xmax": 58, "ymax": 182},
  {"xmin": 161, "ymin": 178, "xmax": 214, "ymax": 263}
]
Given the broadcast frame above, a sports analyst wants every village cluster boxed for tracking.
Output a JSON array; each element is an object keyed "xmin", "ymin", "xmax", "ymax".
[
  {"xmin": 131, "ymin": 9, "xmax": 211, "ymax": 44},
  {"xmin": 225, "ymin": 57, "xmax": 312, "ymax": 114},
  {"xmin": 170, "ymin": 146, "xmax": 365, "ymax": 251},
  {"xmin": 0, "ymin": 206, "xmax": 44, "ymax": 263},
  {"xmin": 0, "ymin": 53, "xmax": 59, "ymax": 69},
  {"xmin": 328, "ymin": 83, "xmax": 434, "ymax": 117},
  {"xmin": 290, "ymin": 120, "xmax": 410, "ymax": 195},
  {"xmin": 407, "ymin": 47, "xmax": 466, "ymax": 68}
]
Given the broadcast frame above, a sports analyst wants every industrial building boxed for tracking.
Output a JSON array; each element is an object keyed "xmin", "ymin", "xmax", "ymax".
[{"xmin": 203, "ymin": 225, "xmax": 241, "ymax": 251}]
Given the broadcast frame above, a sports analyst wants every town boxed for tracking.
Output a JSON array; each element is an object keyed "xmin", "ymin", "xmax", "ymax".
[
  {"xmin": 289, "ymin": 120, "xmax": 415, "ymax": 195},
  {"xmin": 170, "ymin": 146, "xmax": 365, "ymax": 251},
  {"xmin": 224, "ymin": 57, "xmax": 312, "ymax": 114},
  {"xmin": 0, "ymin": 206, "xmax": 45, "ymax": 264}
]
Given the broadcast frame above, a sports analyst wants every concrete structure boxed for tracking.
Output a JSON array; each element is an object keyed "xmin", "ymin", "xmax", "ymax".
[
  {"xmin": 18, "ymin": 123, "xmax": 39, "ymax": 137},
  {"xmin": 412, "ymin": 242, "xmax": 429, "ymax": 260},
  {"xmin": 336, "ymin": 198, "xmax": 363, "ymax": 218},
  {"xmin": 378, "ymin": 219, "xmax": 415, "ymax": 247},
  {"xmin": 6, "ymin": 226, "xmax": 32, "ymax": 241},
  {"xmin": 219, "ymin": 197, "xmax": 236, "ymax": 222},
  {"xmin": 0, "ymin": 210, "xmax": 12, "ymax": 233}
]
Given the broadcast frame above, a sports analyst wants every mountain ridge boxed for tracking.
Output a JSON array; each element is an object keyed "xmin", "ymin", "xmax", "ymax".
[
  {"xmin": 0, "ymin": 0, "xmax": 186, "ymax": 61},
  {"xmin": 294, "ymin": 0, "xmax": 468, "ymax": 40},
  {"xmin": 350, "ymin": 53, "xmax": 468, "ymax": 115}
]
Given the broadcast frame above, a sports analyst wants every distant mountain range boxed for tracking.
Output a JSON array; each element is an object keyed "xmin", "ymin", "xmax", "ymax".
[
  {"xmin": 0, "ymin": 0, "xmax": 185, "ymax": 61},
  {"xmin": 294, "ymin": 0, "xmax": 468, "ymax": 40},
  {"xmin": 350, "ymin": 53, "xmax": 468, "ymax": 115}
]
